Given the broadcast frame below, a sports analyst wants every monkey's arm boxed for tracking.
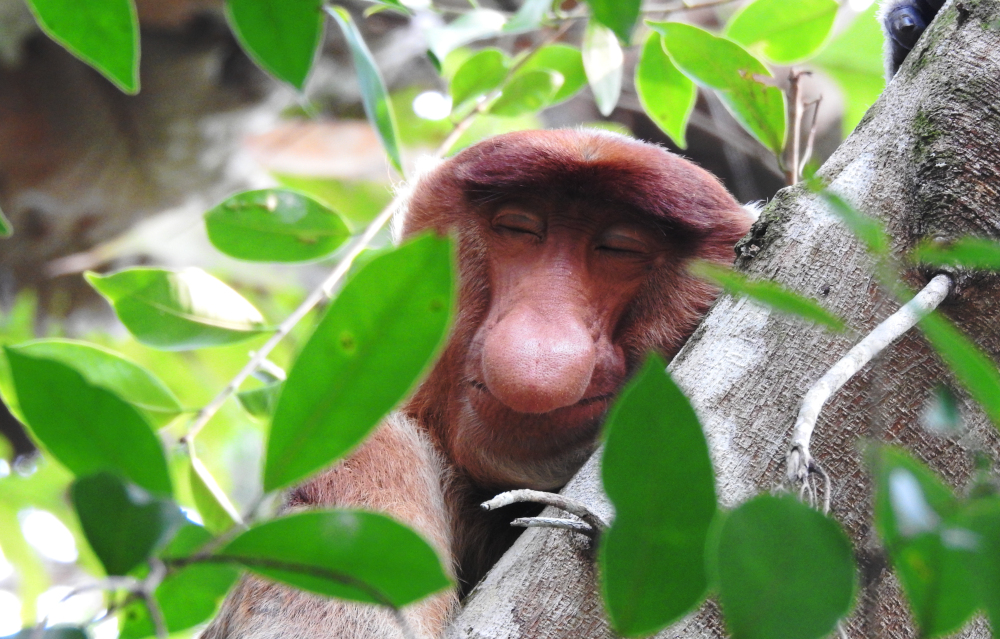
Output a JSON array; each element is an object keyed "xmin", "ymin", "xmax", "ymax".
[{"xmin": 202, "ymin": 413, "xmax": 458, "ymax": 639}]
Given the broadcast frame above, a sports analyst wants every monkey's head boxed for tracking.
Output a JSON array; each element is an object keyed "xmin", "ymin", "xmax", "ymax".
[{"xmin": 399, "ymin": 129, "xmax": 752, "ymax": 491}]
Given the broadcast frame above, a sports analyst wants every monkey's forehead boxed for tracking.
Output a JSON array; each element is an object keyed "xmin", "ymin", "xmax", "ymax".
[{"xmin": 404, "ymin": 129, "xmax": 751, "ymax": 244}]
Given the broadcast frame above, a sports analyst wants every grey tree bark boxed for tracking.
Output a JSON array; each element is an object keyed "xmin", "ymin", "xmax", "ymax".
[{"xmin": 447, "ymin": 0, "xmax": 1000, "ymax": 637}]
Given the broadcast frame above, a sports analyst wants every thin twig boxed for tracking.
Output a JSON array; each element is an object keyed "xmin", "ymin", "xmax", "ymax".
[
  {"xmin": 785, "ymin": 70, "xmax": 814, "ymax": 185},
  {"xmin": 787, "ymin": 275, "xmax": 953, "ymax": 487},
  {"xmin": 799, "ymin": 96, "xmax": 823, "ymax": 176},
  {"xmin": 482, "ymin": 489, "xmax": 607, "ymax": 532},
  {"xmin": 789, "ymin": 70, "xmax": 802, "ymax": 185},
  {"xmin": 142, "ymin": 560, "xmax": 170, "ymax": 639},
  {"xmin": 182, "ymin": 199, "xmax": 398, "ymax": 444},
  {"xmin": 436, "ymin": 107, "xmax": 484, "ymax": 158}
]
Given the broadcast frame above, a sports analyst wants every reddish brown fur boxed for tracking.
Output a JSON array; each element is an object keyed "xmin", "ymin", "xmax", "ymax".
[{"xmin": 204, "ymin": 129, "xmax": 752, "ymax": 638}]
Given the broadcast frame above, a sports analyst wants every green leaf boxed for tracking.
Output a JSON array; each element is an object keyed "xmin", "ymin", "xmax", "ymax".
[
  {"xmin": 599, "ymin": 356, "xmax": 717, "ymax": 636},
  {"xmin": 157, "ymin": 524, "xmax": 210, "ymax": 561},
  {"xmin": 919, "ymin": 311, "xmax": 1000, "ymax": 429},
  {"xmin": 585, "ymin": 0, "xmax": 641, "ymax": 44},
  {"xmin": 0, "ymin": 206, "xmax": 11, "ymax": 238},
  {"xmin": 690, "ymin": 261, "xmax": 846, "ymax": 331},
  {"xmin": 503, "ymin": 0, "xmax": 551, "ymax": 33},
  {"xmin": 517, "ymin": 44, "xmax": 587, "ymax": 105},
  {"xmin": 424, "ymin": 9, "xmax": 507, "ymax": 68},
  {"xmin": 11, "ymin": 339, "xmax": 182, "ymax": 427},
  {"xmin": 264, "ymin": 235, "xmax": 454, "ymax": 492},
  {"xmin": 327, "ymin": 7, "xmax": 403, "ymax": 175},
  {"xmin": 118, "ymin": 561, "xmax": 240, "ymax": 639},
  {"xmin": 189, "ymin": 456, "xmax": 241, "ymax": 535},
  {"xmin": 811, "ymin": 3, "xmax": 884, "ymax": 136},
  {"xmin": 582, "ymin": 20, "xmax": 623, "ymax": 117},
  {"xmin": 816, "ymin": 189, "xmax": 891, "ymax": 257},
  {"xmin": 273, "ymin": 174, "xmax": 392, "ymax": 232},
  {"xmin": 237, "ymin": 382, "xmax": 283, "ymax": 419},
  {"xmin": 72, "ymin": 472, "xmax": 184, "ymax": 576},
  {"xmin": 86, "ymin": 268, "xmax": 267, "ymax": 351},
  {"xmin": 725, "ymin": 0, "xmax": 838, "ymax": 64},
  {"xmin": 157, "ymin": 521, "xmax": 217, "ymax": 560},
  {"xmin": 205, "ymin": 189, "xmax": 351, "ymax": 263},
  {"xmin": 910, "ymin": 236, "xmax": 1000, "ymax": 270},
  {"xmin": 955, "ymin": 498, "xmax": 1000, "ymax": 633},
  {"xmin": 711, "ymin": 495, "xmax": 855, "ymax": 639},
  {"xmin": 216, "ymin": 510, "xmax": 451, "ymax": 606},
  {"xmin": 489, "ymin": 70, "xmax": 562, "ymax": 117},
  {"xmin": 871, "ymin": 446, "xmax": 978, "ymax": 636},
  {"xmin": 636, "ymin": 33, "xmax": 696, "ymax": 149},
  {"xmin": 225, "ymin": 0, "xmax": 323, "ymax": 90},
  {"xmin": 24, "ymin": 0, "xmax": 138, "ymax": 93},
  {"xmin": 652, "ymin": 21, "xmax": 786, "ymax": 154},
  {"xmin": 119, "ymin": 524, "xmax": 240, "ymax": 639},
  {"xmin": 450, "ymin": 48, "xmax": 510, "ymax": 108},
  {"xmin": 5, "ymin": 347, "xmax": 172, "ymax": 495}
]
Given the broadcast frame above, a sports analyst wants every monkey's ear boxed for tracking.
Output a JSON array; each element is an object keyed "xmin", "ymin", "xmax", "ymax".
[{"xmin": 391, "ymin": 156, "xmax": 447, "ymax": 242}]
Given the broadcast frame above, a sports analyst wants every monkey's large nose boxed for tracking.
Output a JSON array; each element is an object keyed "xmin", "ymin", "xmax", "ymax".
[{"xmin": 481, "ymin": 306, "xmax": 596, "ymax": 414}]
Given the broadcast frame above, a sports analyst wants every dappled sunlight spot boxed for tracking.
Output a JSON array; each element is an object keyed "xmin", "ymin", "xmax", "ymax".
[
  {"xmin": 18, "ymin": 509, "xmax": 78, "ymax": 563},
  {"xmin": 0, "ymin": 459, "xmax": 9, "ymax": 478},
  {"xmin": 413, "ymin": 91, "xmax": 453, "ymax": 121},
  {"xmin": 888, "ymin": 468, "xmax": 940, "ymax": 537},
  {"xmin": 36, "ymin": 585, "xmax": 102, "ymax": 626},
  {"xmin": 0, "ymin": 590, "xmax": 21, "ymax": 635},
  {"xmin": 0, "ymin": 545, "xmax": 13, "ymax": 581},
  {"xmin": 182, "ymin": 506, "xmax": 205, "ymax": 525},
  {"xmin": 169, "ymin": 268, "xmax": 265, "ymax": 329},
  {"xmin": 91, "ymin": 615, "xmax": 119, "ymax": 639},
  {"xmin": 849, "ymin": 0, "xmax": 876, "ymax": 11}
]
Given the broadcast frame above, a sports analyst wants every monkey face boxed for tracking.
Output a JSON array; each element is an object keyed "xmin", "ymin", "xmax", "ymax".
[
  {"xmin": 400, "ymin": 129, "xmax": 752, "ymax": 491},
  {"xmin": 438, "ymin": 199, "xmax": 668, "ymax": 489}
]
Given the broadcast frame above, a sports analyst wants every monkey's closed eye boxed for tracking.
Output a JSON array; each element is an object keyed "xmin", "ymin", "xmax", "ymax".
[
  {"xmin": 493, "ymin": 211, "xmax": 545, "ymax": 239},
  {"xmin": 597, "ymin": 227, "xmax": 653, "ymax": 254}
]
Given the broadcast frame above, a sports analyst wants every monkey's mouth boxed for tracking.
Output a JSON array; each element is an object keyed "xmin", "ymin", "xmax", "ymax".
[{"xmin": 466, "ymin": 380, "xmax": 614, "ymax": 429}]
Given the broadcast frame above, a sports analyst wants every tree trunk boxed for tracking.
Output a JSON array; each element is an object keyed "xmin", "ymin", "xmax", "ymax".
[{"xmin": 447, "ymin": 1, "xmax": 1000, "ymax": 637}]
